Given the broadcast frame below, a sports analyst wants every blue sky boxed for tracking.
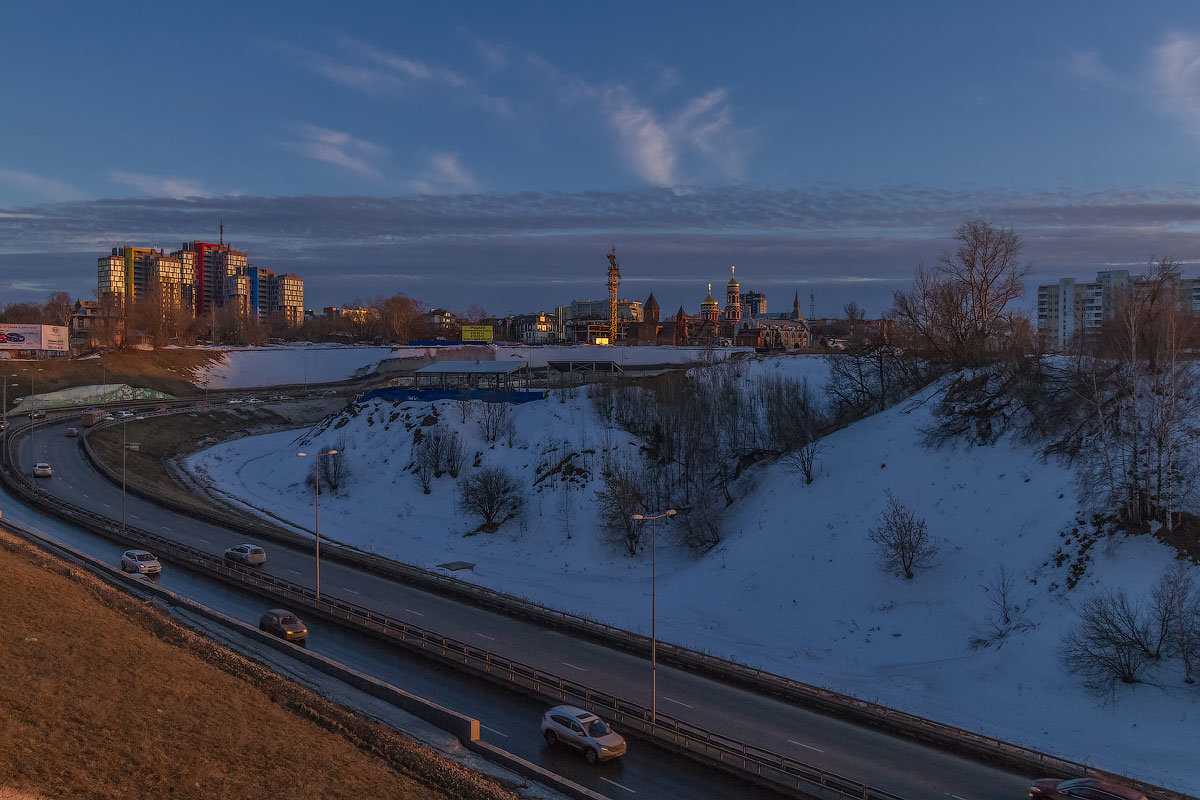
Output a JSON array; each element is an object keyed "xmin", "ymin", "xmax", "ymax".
[{"xmin": 4, "ymin": 2, "xmax": 1200, "ymax": 314}]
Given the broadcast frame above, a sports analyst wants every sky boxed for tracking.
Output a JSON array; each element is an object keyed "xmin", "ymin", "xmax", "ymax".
[{"xmin": 4, "ymin": 1, "xmax": 1200, "ymax": 315}]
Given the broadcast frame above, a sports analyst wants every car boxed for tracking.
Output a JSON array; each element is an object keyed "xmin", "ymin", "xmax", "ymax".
[
  {"xmin": 120, "ymin": 549, "xmax": 162, "ymax": 575},
  {"xmin": 540, "ymin": 705, "xmax": 626, "ymax": 764},
  {"xmin": 116, "ymin": 410, "xmax": 135, "ymax": 419},
  {"xmin": 259, "ymin": 609, "xmax": 307, "ymax": 642},
  {"xmin": 245, "ymin": 396, "xmax": 261, "ymax": 404},
  {"xmin": 32, "ymin": 462, "xmax": 52, "ymax": 478},
  {"xmin": 104, "ymin": 413, "xmax": 116, "ymax": 421},
  {"xmin": 65, "ymin": 427, "xmax": 79, "ymax": 437},
  {"xmin": 1029, "ymin": 778, "xmax": 1149, "ymax": 800},
  {"xmin": 30, "ymin": 410, "xmax": 46, "ymax": 420},
  {"xmin": 226, "ymin": 398, "xmax": 242, "ymax": 405},
  {"xmin": 224, "ymin": 543, "xmax": 267, "ymax": 566}
]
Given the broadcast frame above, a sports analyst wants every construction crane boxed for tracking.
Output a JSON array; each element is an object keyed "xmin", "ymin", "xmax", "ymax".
[{"xmin": 607, "ymin": 247, "xmax": 620, "ymax": 345}]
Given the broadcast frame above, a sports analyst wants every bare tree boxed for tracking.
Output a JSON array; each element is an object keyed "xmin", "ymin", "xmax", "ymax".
[
  {"xmin": 455, "ymin": 393, "xmax": 473, "ymax": 424},
  {"xmin": 477, "ymin": 402, "xmax": 511, "ymax": 443},
  {"xmin": 318, "ymin": 438, "xmax": 350, "ymax": 494},
  {"xmin": 457, "ymin": 466, "xmax": 523, "ymax": 532},
  {"xmin": 892, "ymin": 220, "xmax": 1032, "ymax": 366},
  {"xmin": 372, "ymin": 293, "xmax": 426, "ymax": 343},
  {"xmin": 1060, "ymin": 590, "xmax": 1152, "ymax": 695},
  {"xmin": 867, "ymin": 491, "xmax": 936, "ymax": 580},
  {"xmin": 415, "ymin": 446, "xmax": 434, "ymax": 494},
  {"xmin": 41, "ymin": 291, "xmax": 72, "ymax": 326},
  {"xmin": 782, "ymin": 441, "xmax": 823, "ymax": 485},
  {"xmin": 1150, "ymin": 562, "xmax": 1193, "ymax": 661},
  {"xmin": 444, "ymin": 430, "xmax": 465, "ymax": 478},
  {"xmin": 597, "ymin": 458, "xmax": 646, "ymax": 555}
]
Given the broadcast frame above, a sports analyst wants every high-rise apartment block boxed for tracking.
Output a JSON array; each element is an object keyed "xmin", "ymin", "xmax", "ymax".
[
  {"xmin": 1037, "ymin": 269, "xmax": 1200, "ymax": 349},
  {"xmin": 96, "ymin": 236, "xmax": 304, "ymax": 326}
]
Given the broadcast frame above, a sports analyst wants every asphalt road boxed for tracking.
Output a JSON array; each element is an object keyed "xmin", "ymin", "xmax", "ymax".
[{"xmin": 17, "ymin": 416, "xmax": 1037, "ymax": 800}]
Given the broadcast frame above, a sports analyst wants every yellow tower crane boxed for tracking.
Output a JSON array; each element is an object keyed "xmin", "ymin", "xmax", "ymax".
[{"xmin": 607, "ymin": 247, "xmax": 620, "ymax": 346}]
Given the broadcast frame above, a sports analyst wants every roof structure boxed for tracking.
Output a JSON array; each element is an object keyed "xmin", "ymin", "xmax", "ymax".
[{"xmin": 415, "ymin": 360, "xmax": 527, "ymax": 374}]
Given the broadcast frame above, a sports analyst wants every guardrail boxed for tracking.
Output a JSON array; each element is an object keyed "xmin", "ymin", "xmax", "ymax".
[
  {"xmin": 15, "ymin": 408, "xmax": 1195, "ymax": 800},
  {"xmin": 1, "ymin": 416, "xmax": 898, "ymax": 800}
]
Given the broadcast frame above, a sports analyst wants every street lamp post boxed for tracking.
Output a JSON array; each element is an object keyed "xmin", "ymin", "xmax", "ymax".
[
  {"xmin": 2, "ymin": 374, "xmax": 17, "ymax": 436},
  {"xmin": 297, "ymin": 448, "xmax": 338, "ymax": 599},
  {"xmin": 632, "ymin": 508, "xmax": 676, "ymax": 724},
  {"xmin": 25, "ymin": 367, "xmax": 42, "ymax": 465}
]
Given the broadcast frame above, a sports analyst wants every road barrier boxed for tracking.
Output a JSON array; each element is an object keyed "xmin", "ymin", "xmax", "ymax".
[{"xmin": 10, "ymin": 410, "xmax": 1195, "ymax": 800}]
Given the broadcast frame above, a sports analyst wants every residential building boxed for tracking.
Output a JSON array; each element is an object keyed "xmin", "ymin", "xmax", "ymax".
[
  {"xmin": 515, "ymin": 312, "xmax": 557, "ymax": 343},
  {"xmin": 740, "ymin": 290, "xmax": 767, "ymax": 318},
  {"xmin": 1036, "ymin": 269, "xmax": 1200, "ymax": 349},
  {"xmin": 426, "ymin": 308, "xmax": 457, "ymax": 336}
]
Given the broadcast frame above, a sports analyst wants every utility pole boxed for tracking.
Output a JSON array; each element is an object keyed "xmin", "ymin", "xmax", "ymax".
[
  {"xmin": 632, "ymin": 508, "xmax": 676, "ymax": 724},
  {"xmin": 297, "ymin": 448, "xmax": 338, "ymax": 600},
  {"xmin": 607, "ymin": 247, "xmax": 620, "ymax": 346}
]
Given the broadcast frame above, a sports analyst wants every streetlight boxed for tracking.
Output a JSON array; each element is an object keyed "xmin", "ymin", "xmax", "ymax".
[
  {"xmin": 24, "ymin": 367, "xmax": 42, "ymax": 464},
  {"xmin": 632, "ymin": 508, "xmax": 676, "ymax": 724},
  {"xmin": 296, "ymin": 448, "xmax": 338, "ymax": 599}
]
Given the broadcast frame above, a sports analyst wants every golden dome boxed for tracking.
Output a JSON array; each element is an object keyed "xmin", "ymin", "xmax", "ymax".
[
  {"xmin": 726, "ymin": 265, "xmax": 739, "ymax": 288},
  {"xmin": 701, "ymin": 282, "xmax": 718, "ymax": 306}
]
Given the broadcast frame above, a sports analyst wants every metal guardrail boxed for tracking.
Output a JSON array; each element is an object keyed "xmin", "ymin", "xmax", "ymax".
[
  {"xmin": 2, "ymin": 416, "xmax": 897, "ymax": 800},
  {"xmin": 14, "ymin": 405, "xmax": 1195, "ymax": 800}
]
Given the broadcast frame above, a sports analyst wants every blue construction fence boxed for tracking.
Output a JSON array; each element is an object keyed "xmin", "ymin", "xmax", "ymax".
[{"xmin": 359, "ymin": 387, "xmax": 546, "ymax": 405}]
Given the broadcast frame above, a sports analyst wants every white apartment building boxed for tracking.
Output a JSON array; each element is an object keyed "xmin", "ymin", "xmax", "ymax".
[{"xmin": 1037, "ymin": 269, "xmax": 1200, "ymax": 349}]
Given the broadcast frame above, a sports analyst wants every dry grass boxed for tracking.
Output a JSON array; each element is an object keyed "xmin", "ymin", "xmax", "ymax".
[
  {"xmin": 3, "ymin": 349, "xmax": 220, "ymax": 411},
  {"xmin": 0, "ymin": 530, "xmax": 520, "ymax": 800}
]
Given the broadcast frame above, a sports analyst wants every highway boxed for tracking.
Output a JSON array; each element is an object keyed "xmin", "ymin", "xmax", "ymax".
[{"xmin": 14, "ymin": 414, "xmax": 1036, "ymax": 800}]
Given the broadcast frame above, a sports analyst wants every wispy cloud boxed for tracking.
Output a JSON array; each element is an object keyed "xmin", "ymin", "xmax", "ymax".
[
  {"xmin": 410, "ymin": 153, "xmax": 479, "ymax": 194},
  {"xmin": 0, "ymin": 168, "xmax": 83, "ymax": 202},
  {"xmin": 1153, "ymin": 33, "xmax": 1200, "ymax": 135},
  {"xmin": 284, "ymin": 124, "xmax": 388, "ymax": 178},
  {"xmin": 109, "ymin": 170, "xmax": 209, "ymax": 199},
  {"xmin": 525, "ymin": 54, "xmax": 747, "ymax": 186},
  {"xmin": 273, "ymin": 36, "xmax": 510, "ymax": 116},
  {"xmin": 1067, "ymin": 49, "xmax": 1121, "ymax": 86}
]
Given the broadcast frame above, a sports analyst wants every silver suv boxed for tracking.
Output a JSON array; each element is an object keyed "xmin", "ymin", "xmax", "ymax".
[
  {"xmin": 224, "ymin": 544, "xmax": 267, "ymax": 566},
  {"xmin": 540, "ymin": 705, "xmax": 626, "ymax": 764}
]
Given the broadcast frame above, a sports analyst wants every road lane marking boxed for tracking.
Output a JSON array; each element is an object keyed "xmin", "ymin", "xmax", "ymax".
[
  {"xmin": 344, "ymin": 588, "xmax": 359, "ymax": 595},
  {"xmin": 560, "ymin": 661, "xmax": 587, "ymax": 672},
  {"xmin": 600, "ymin": 778, "xmax": 636, "ymax": 794},
  {"xmin": 788, "ymin": 739, "xmax": 824, "ymax": 753},
  {"xmin": 661, "ymin": 696, "xmax": 693, "ymax": 709},
  {"xmin": 196, "ymin": 538, "xmax": 209, "ymax": 544},
  {"xmin": 950, "ymin": 795, "xmax": 972, "ymax": 800},
  {"xmin": 475, "ymin": 632, "xmax": 496, "ymax": 641},
  {"xmin": 404, "ymin": 608, "xmax": 425, "ymax": 616},
  {"xmin": 287, "ymin": 569, "xmax": 303, "ymax": 575},
  {"xmin": 480, "ymin": 724, "xmax": 508, "ymax": 738}
]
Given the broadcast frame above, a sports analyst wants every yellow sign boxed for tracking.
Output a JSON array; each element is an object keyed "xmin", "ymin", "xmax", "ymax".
[{"xmin": 461, "ymin": 325, "xmax": 494, "ymax": 343}]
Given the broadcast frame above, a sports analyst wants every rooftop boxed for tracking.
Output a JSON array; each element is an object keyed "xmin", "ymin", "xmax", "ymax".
[{"xmin": 414, "ymin": 360, "xmax": 527, "ymax": 375}]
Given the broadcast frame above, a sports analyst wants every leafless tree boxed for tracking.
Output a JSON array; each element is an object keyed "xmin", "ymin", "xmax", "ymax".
[
  {"xmin": 597, "ymin": 458, "xmax": 646, "ymax": 555},
  {"xmin": 318, "ymin": 438, "xmax": 350, "ymax": 494},
  {"xmin": 477, "ymin": 402, "xmax": 511, "ymax": 443},
  {"xmin": 1060, "ymin": 590, "xmax": 1152, "ymax": 695},
  {"xmin": 986, "ymin": 563, "xmax": 1018, "ymax": 631},
  {"xmin": 892, "ymin": 220, "xmax": 1032, "ymax": 366},
  {"xmin": 457, "ymin": 466, "xmax": 523, "ymax": 532},
  {"xmin": 455, "ymin": 394, "xmax": 473, "ymax": 423},
  {"xmin": 1173, "ymin": 589, "xmax": 1200, "ymax": 684},
  {"xmin": 1150, "ymin": 562, "xmax": 1193, "ymax": 661},
  {"xmin": 867, "ymin": 491, "xmax": 936, "ymax": 580},
  {"xmin": 372, "ymin": 293, "xmax": 427, "ymax": 343},
  {"xmin": 443, "ymin": 430, "xmax": 466, "ymax": 478},
  {"xmin": 783, "ymin": 440, "xmax": 824, "ymax": 485},
  {"xmin": 41, "ymin": 291, "xmax": 72, "ymax": 326},
  {"xmin": 415, "ymin": 447, "xmax": 434, "ymax": 494}
]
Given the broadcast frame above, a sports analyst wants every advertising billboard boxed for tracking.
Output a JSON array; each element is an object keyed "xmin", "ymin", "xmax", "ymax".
[
  {"xmin": 0, "ymin": 324, "xmax": 69, "ymax": 352},
  {"xmin": 461, "ymin": 325, "xmax": 494, "ymax": 343}
]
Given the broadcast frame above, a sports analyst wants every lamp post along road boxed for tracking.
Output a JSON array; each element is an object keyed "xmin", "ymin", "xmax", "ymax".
[
  {"xmin": 3, "ymin": 374, "xmax": 18, "ymax": 436},
  {"xmin": 297, "ymin": 449, "xmax": 338, "ymax": 599},
  {"xmin": 632, "ymin": 508, "xmax": 676, "ymax": 724}
]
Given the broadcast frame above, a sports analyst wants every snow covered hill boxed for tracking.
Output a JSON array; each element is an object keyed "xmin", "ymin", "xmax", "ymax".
[{"xmin": 184, "ymin": 356, "xmax": 1200, "ymax": 792}]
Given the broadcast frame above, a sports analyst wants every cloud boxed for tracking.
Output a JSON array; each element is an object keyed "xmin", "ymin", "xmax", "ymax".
[
  {"xmin": 604, "ymin": 88, "xmax": 678, "ymax": 186},
  {"xmin": 0, "ymin": 168, "xmax": 83, "ymax": 203},
  {"xmin": 1067, "ymin": 49, "xmax": 1120, "ymax": 85},
  {"xmin": 410, "ymin": 153, "xmax": 479, "ymax": 194},
  {"xmin": 109, "ymin": 170, "xmax": 210, "ymax": 199},
  {"xmin": 284, "ymin": 124, "xmax": 388, "ymax": 177},
  {"xmin": 273, "ymin": 37, "xmax": 510, "ymax": 116},
  {"xmin": 656, "ymin": 66, "xmax": 682, "ymax": 93},
  {"xmin": 1153, "ymin": 33, "xmax": 1200, "ymax": 135}
]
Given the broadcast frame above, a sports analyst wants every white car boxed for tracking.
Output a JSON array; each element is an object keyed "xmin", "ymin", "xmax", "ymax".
[
  {"xmin": 224, "ymin": 543, "xmax": 267, "ymax": 566},
  {"xmin": 120, "ymin": 550, "xmax": 161, "ymax": 575},
  {"xmin": 116, "ymin": 410, "xmax": 135, "ymax": 419},
  {"xmin": 541, "ymin": 705, "xmax": 627, "ymax": 764},
  {"xmin": 32, "ymin": 462, "xmax": 52, "ymax": 478}
]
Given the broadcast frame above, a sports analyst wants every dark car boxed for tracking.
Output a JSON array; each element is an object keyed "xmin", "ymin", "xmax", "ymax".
[
  {"xmin": 0, "ymin": 332, "xmax": 25, "ymax": 343},
  {"xmin": 1029, "ymin": 778, "xmax": 1149, "ymax": 800},
  {"xmin": 259, "ymin": 609, "xmax": 308, "ymax": 643}
]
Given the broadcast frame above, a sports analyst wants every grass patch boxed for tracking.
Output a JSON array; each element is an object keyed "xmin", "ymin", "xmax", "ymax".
[{"xmin": 0, "ymin": 529, "xmax": 517, "ymax": 800}]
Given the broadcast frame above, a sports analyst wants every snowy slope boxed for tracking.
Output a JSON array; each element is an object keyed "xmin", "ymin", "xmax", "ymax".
[
  {"xmin": 185, "ymin": 359, "xmax": 1200, "ymax": 792},
  {"xmin": 201, "ymin": 345, "xmax": 397, "ymax": 388}
]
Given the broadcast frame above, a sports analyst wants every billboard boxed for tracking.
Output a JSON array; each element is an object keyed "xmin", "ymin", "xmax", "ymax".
[
  {"xmin": 0, "ymin": 324, "xmax": 69, "ymax": 352},
  {"xmin": 461, "ymin": 325, "xmax": 494, "ymax": 343}
]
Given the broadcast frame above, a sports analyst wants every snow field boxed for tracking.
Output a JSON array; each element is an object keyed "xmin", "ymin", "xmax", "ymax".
[{"xmin": 184, "ymin": 356, "xmax": 1200, "ymax": 792}]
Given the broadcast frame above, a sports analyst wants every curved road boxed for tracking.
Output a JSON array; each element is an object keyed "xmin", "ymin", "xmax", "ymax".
[{"xmin": 17, "ymin": 416, "xmax": 1035, "ymax": 800}]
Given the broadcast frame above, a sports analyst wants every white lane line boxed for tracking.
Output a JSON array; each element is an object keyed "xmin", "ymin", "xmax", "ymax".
[
  {"xmin": 344, "ymin": 588, "xmax": 359, "ymax": 595},
  {"xmin": 475, "ymin": 632, "xmax": 496, "ymax": 641},
  {"xmin": 661, "ymin": 696, "xmax": 693, "ymax": 709},
  {"xmin": 196, "ymin": 538, "xmax": 209, "ymax": 544},
  {"xmin": 600, "ymin": 777, "xmax": 636, "ymax": 794},
  {"xmin": 287, "ymin": 569, "xmax": 303, "ymax": 575},
  {"xmin": 560, "ymin": 661, "xmax": 587, "ymax": 672},
  {"xmin": 788, "ymin": 739, "xmax": 824, "ymax": 753},
  {"xmin": 480, "ymin": 724, "xmax": 508, "ymax": 738},
  {"xmin": 404, "ymin": 608, "xmax": 425, "ymax": 617},
  {"xmin": 950, "ymin": 795, "xmax": 972, "ymax": 800}
]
